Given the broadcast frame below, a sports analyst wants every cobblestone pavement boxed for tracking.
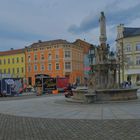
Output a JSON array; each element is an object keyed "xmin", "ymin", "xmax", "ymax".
[
  {"xmin": 0, "ymin": 94, "xmax": 140, "ymax": 119},
  {"xmin": 0, "ymin": 92, "xmax": 140, "ymax": 139},
  {"xmin": 0, "ymin": 113, "xmax": 140, "ymax": 140}
]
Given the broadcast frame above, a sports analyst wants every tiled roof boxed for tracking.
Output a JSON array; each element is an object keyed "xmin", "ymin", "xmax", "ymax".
[
  {"xmin": 0, "ymin": 48, "xmax": 25, "ymax": 56},
  {"xmin": 123, "ymin": 27, "xmax": 140, "ymax": 37}
]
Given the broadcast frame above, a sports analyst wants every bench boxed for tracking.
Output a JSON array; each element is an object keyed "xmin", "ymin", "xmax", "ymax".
[{"xmin": 84, "ymin": 94, "xmax": 96, "ymax": 103}]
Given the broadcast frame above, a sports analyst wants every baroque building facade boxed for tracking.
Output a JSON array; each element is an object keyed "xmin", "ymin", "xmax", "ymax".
[
  {"xmin": 25, "ymin": 39, "xmax": 90, "ymax": 85},
  {"xmin": 116, "ymin": 24, "xmax": 140, "ymax": 84},
  {"xmin": 0, "ymin": 39, "xmax": 90, "ymax": 86}
]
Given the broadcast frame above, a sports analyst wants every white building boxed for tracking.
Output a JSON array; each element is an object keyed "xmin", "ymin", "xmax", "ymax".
[{"xmin": 116, "ymin": 24, "xmax": 140, "ymax": 85}]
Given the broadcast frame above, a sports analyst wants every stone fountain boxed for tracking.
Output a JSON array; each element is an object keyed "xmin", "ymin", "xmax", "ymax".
[{"xmin": 67, "ymin": 12, "xmax": 138, "ymax": 103}]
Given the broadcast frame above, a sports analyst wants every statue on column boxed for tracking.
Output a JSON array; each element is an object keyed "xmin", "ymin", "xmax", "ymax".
[{"xmin": 99, "ymin": 11, "xmax": 107, "ymax": 45}]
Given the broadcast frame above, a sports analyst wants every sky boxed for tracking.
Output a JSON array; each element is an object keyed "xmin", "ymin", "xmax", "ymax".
[{"xmin": 0, "ymin": 0, "xmax": 140, "ymax": 51}]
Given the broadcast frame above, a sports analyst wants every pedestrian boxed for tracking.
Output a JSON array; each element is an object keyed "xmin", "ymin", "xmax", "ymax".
[
  {"xmin": 67, "ymin": 83, "xmax": 73, "ymax": 96},
  {"xmin": 128, "ymin": 80, "xmax": 132, "ymax": 88}
]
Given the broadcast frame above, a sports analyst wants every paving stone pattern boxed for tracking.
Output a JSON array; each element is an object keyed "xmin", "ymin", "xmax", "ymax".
[{"xmin": 0, "ymin": 113, "xmax": 140, "ymax": 140}]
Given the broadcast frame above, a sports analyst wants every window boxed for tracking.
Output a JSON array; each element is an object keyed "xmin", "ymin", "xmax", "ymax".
[
  {"xmin": 136, "ymin": 43, "xmax": 140, "ymax": 51},
  {"xmin": 55, "ymin": 51, "xmax": 59, "ymax": 59},
  {"xmin": 56, "ymin": 63, "xmax": 60, "ymax": 70},
  {"xmin": 41, "ymin": 64, "xmax": 45, "ymax": 71},
  {"xmin": 125, "ymin": 44, "xmax": 131, "ymax": 52},
  {"xmin": 21, "ymin": 67, "xmax": 24, "ymax": 73},
  {"xmin": 136, "ymin": 56, "xmax": 140, "ymax": 65},
  {"xmin": 41, "ymin": 54, "xmax": 44, "ymax": 60},
  {"xmin": 126, "ymin": 57, "xmax": 131, "ymax": 65},
  {"xmin": 65, "ymin": 62, "xmax": 71, "ymax": 70},
  {"xmin": 28, "ymin": 55, "xmax": 31, "ymax": 62},
  {"xmin": 34, "ymin": 64, "xmax": 37, "ymax": 71},
  {"xmin": 34, "ymin": 54, "xmax": 37, "ymax": 61},
  {"xmin": 8, "ymin": 68, "xmax": 10, "ymax": 73},
  {"xmin": 17, "ymin": 68, "xmax": 19, "ymax": 73},
  {"xmin": 48, "ymin": 63, "xmax": 52, "ymax": 70},
  {"xmin": 0, "ymin": 59, "xmax": 2, "ymax": 65},
  {"xmin": 33, "ymin": 48, "xmax": 38, "ymax": 51},
  {"xmin": 21, "ymin": 57, "xmax": 24, "ymax": 62},
  {"xmin": 40, "ymin": 48, "xmax": 44, "ymax": 50},
  {"xmin": 65, "ymin": 51, "xmax": 71, "ymax": 58},
  {"xmin": 12, "ymin": 58, "xmax": 14, "ymax": 63},
  {"xmin": 4, "ymin": 59, "xmax": 6, "ymax": 64},
  {"xmin": 56, "ymin": 54, "xmax": 59, "ymax": 59},
  {"xmin": 12, "ymin": 68, "xmax": 15, "ymax": 74},
  {"xmin": 0, "ymin": 69, "xmax": 2, "ymax": 73},
  {"xmin": 27, "ymin": 49, "xmax": 31, "ymax": 52},
  {"xmin": 4, "ymin": 69, "xmax": 6, "ymax": 73},
  {"xmin": 8, "ymin": 59, "xmax": 10, "ymax": 64},
  {"xmin": 17, "ymin": 57, "xmax": 19, "ymax": 63},
  {"xmin": 48, "ymin": 53, "xmax": 52, "ymax": 60}
]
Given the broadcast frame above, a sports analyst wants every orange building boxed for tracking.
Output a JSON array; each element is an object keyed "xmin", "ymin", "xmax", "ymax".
[{"xmin": 25, "ymin": 39, "xmax": 90, "ymax": 86}]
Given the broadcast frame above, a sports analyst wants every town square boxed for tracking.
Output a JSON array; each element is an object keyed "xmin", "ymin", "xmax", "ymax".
[{"xmin": 0, "ymin": 0, "xmax": 140, "ymax": 139}]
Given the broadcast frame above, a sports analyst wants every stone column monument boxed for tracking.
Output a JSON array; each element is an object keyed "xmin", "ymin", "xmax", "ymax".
[
  {"xmin": 69, "ymin": 12, "xmax": 138, "ymax": 103},
  {"xmin": 90, "ymin": 11, "xmax": 117, "ymax": 89},
  {"xmin": 99, "ymin": 11, "xmax": 107, "ymax": 45}
]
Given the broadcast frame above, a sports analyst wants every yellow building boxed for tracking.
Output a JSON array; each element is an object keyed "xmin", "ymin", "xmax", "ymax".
[
  {"xmin": 0, "ymin": 48, "xmax": 25, "ymax": 79},
  {"xmin": 116, "ymin": 24, "xmax": 140, "ymax": 85}
]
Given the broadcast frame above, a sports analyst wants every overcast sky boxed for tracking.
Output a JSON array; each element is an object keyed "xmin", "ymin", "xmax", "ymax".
[{"xmin": 0, "ymin": 0, "xmax": 140, "ymax": 51}]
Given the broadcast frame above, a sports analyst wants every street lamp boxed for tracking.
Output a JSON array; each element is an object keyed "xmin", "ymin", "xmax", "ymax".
[
  {"xmin": 89, "ymin": 44, "xmax": 95, "ymax": 65},
  {"xmin": 117, "ymin": 50, "xmax": 121, "ymax": 87},
  {"xmin": 88, "ymin": 44, "xmax": 96, "ymax": 74}
]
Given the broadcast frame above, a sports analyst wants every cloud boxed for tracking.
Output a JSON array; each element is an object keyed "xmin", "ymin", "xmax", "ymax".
[
  {"xmin": 68, "ymin": 14, "xmax": 98, "ymax": 34},
  {"xmin": 0, "ymin": 21, "xmax": 47, "ymax": 42},
  {"xmin": 107, "ymin": 3, "xmax": 140, "ymax": 25},
  {"xmin": 0, "ymin": 0, "xmax": 140, "ymax": 51},
  {"xmin": 68, "ymin": 1, "xmax": 140, "ymax": 34},
  {"xmin": 0, "ymin": 38, "xmax": 28, "ymax": 51}
]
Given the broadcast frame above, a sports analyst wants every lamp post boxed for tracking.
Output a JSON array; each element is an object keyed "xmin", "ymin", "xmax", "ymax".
[
  {"xmin": 117, "ymin": 49, "xmax": 121, "ymax": 87},
  {"xmin": 120, "ymin": 41, "xmax": 125, "ymax": 82},
  {"xmin": 88, "ymin": 45, "xmax": 96, "ymax": 74},
  {"xmin": 89, "ymin": 45, "xmax": 95, "ymax": 63}
]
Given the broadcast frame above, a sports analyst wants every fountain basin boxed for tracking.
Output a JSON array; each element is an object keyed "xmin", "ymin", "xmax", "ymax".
[
  {"xmin": 71, "ymin": 87, "xmax": 96, "ymax": 103},
  {"xmin": 72, "ymin": 88, "xmax": 88, "ymax": 100},
  {"xmin": 68, "ymin": 87, "xmax": 138, "ymax": 103},
  {"xmin": 96, "ymin": 88, "xmax": 138, "ymax": 101}
]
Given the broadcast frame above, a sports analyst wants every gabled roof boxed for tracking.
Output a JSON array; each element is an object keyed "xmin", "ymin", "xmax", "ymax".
[{"xmin": 123, "ymin": 27, "xmax": 140, "ymax": 38}]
